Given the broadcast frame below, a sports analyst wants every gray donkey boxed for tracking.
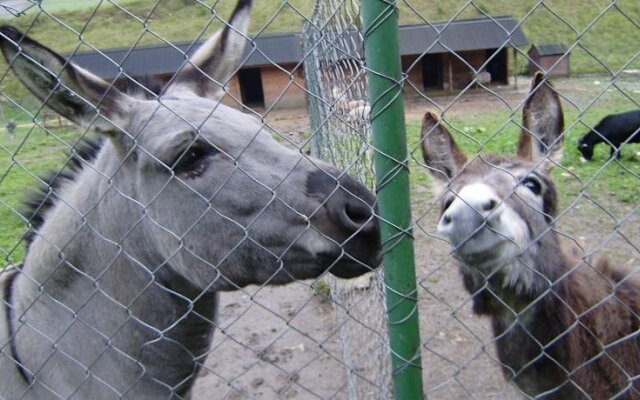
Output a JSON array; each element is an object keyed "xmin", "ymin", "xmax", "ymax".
[
  {"xmin": 0, "ymin": 1, "xmax": 381, "ymax": 398},
  {"xmin": 421, "ymin": 72, "xmax": 640, "ymax": 399}
]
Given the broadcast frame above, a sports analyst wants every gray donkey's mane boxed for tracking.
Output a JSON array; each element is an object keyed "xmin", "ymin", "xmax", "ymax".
[{"xmin": 21, "ymin": 138, "xmax": 102, "ymax": 247}]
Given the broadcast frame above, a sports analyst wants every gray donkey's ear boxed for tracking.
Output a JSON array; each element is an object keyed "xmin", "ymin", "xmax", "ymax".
[
  {"xmin": 167, "ymin": 0, "xmax": 252, "ymax": 98},
  {"xmin": 0, "ymin": 25, "xmax": 132, "ymax": 135},
  {"xmin": 421, "ymin": 111, "xmax": 467, "ymax": 188},
  {"xmin": 518, "ymin": 71, "xmax": 564, "ymax": 167}
]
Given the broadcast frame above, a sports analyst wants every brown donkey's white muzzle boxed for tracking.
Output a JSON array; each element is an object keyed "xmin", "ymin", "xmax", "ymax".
[{"xmin": 438, "ymin": 183, "xmax": 510, "ymax": 253}]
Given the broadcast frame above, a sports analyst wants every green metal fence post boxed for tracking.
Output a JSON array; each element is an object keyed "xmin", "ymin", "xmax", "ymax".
[{"xmin": 362, "ymin": 1, "xmax": 423, "ymax": 399}]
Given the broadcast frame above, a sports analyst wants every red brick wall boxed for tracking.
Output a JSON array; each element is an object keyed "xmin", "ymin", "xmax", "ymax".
[
  {"xmin": 261, "ymin": 64, "xmax": 307, "ymax": 109},
  {"xmin": 538, "ymin": 55, "xmax": 570, "ymax": 77},
  {"xmin": 442, "ymin": 50, "xmax": 486, "ymax": 90},
  {"xmin": 221, "ymin": 77, "xmax": 243, "ymax": 109},
  {"xmin": 402, "ymin": 54, "xmax": 423, "ymax": 91}
]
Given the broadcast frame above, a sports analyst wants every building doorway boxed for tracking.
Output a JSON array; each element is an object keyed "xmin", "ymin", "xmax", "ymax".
[
  {"xmin": 422, "ymin": 53, "xmax": 443, "ymax": 90},
  {"xmin": 485, "ymin": 48, "xmax": 508, "ymax": 84},
  {"xmin": 238, "ymin": 68, "xmax": 265, "ymax": 107}
]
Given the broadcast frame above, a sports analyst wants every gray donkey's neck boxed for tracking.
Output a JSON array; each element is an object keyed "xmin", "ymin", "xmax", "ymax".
[{"xmin": 11, "ymin": 142, "xmax": 216, "ymax": 399}]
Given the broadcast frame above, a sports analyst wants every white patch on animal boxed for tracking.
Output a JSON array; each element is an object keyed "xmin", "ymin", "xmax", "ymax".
[{"xmin": 439, "ymin": 184, "xmax": 526, "ymax": 254}]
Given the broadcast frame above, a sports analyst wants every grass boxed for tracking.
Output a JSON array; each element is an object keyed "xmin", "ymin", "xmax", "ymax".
[
  {"xmin": 405, "ymin": 76, "xmax": 640, "ymax": 221},
  {"xmin": 312, "ymin": 279, "xmax": 331, "ymax": 297},
  {"xmin": 0, "ymin": 122, "xmax": 85, "ymax": 264},
  {"xmin": 27, "ymin": 0, "xmax": 143, "ymax": 12}
]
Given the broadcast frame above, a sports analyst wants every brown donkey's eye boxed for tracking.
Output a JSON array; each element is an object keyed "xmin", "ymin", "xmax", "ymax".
[{"xmin": 522, "ymin": 176, "xmax": 543, "ymax": 195}]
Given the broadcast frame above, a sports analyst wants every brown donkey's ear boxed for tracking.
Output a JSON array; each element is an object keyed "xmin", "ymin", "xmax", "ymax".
[
  {"xmin": 421, "ymin": 111, "xmax": 467, "ymax": 185},
  {"xmin": 518, "ymin": 71, "xmax": 564, "ymax": 168}
]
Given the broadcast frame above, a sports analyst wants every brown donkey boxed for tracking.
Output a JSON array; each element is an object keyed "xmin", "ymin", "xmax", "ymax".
[{"xmin": 421, "ymin": 72, "xmax": 640, "ymax": 399}]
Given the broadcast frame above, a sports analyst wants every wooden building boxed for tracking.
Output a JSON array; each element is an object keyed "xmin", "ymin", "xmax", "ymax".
[
  {"xmin": 69, "ymin": 16, "xmax": 528, "ymax": 109},
  {"xmin": 69, "ymin": 32, "xmax": 307, "ymax": 109},
  {"xmin": 399, "ymin": 17, "xmax": 528, "ymax": 91},
  {"xmin": 528, "ymin": 43, "xmax": 570, "ymax": 77}
]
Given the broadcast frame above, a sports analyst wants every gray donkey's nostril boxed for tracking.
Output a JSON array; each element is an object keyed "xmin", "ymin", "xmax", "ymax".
[
  {"xmin": 306, "ymin": 169, "xmax": 377, "ymax": 235},
  {"xmin": 345, "ymin": 202, "xmax": 373, "ymax": 229}
]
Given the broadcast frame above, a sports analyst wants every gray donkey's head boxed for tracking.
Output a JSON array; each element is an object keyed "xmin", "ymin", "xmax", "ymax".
[
  {"xmin": 0, "ymin": 3, "xmax": 380, "ymax": 291},
  {"xmin": 421, "ymin": 72, "xmax": 565, "ymax": 295}
]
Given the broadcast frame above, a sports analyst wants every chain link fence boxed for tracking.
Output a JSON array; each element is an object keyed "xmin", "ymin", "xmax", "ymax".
[
  {"xmin": 303, "ymin": 1, "xmax": 393, "ymax": 398},
  {"xmin": 0, "ymin": 0, "xmax": 639, "ymax": 399}
]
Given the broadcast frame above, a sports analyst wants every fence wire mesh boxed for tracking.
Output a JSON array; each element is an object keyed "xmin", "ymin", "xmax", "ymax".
[
  {"xmin": 0, "ymin": 0, "xmax": 639, "ymax": 399},
  {"xmin": 303, "ymin": 1, "xmax": 392, "ymax": 399}
]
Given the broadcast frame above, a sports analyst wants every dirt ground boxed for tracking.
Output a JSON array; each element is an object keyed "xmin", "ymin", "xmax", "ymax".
[{"xmin": 191, "ymin": 77, "xmax": 640, "ymax": 399}]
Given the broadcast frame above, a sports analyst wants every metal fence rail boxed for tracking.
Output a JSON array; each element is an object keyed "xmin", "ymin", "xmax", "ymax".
[{"xmin": 303, "ymin": 1, "xmax": 393, "ymax": 398}]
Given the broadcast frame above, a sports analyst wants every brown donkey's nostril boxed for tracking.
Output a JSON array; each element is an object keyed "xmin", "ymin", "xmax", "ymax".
[{"xmin": 483, "ymin": 199, "xmax": 497, "ymax": 212}]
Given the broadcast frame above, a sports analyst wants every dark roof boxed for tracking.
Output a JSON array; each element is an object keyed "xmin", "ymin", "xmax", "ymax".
[
  {"xmin": 530, "ymin": 43, "xmax": 569, "ymax": 56},
  {"xmin": 399, "ymin": 16, "xmax": 528, "ymax": 54},
  {"xmin": 69, "ymin": 32, "xmax": 303, "ymax": 80},
  {"xmin": 68, "ymin": 16, "xmax": 528, "ymax": 79}
]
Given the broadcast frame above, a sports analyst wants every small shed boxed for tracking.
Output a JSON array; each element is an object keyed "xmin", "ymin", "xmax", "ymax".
[
  {"xmin": 528, "ymin": 43, "xmax": 570, "ymax": 77},
  {"xmin": 400, "ymin": 16, "xmax": 529, "ymax": 91}
]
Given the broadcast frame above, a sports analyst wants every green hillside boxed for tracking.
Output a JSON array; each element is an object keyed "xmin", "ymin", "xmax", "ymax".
[
  {"xmin": 0, "ymin": 0, "xmax": 638, "ymax": 105},
  {"xmin": 3, "ymin": 0, "xmax": 639, "ymax": 75}
]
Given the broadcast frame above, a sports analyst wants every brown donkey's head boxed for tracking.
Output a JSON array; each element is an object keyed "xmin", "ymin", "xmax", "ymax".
[{"xmin": 421, "ymin": 72, "xmax": 566, "ymax": 295}]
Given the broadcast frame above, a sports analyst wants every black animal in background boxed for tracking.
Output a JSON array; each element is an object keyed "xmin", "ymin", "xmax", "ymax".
[{"xmin": 577, "ymin": 110, "xmax": 640, "ymax": 160}]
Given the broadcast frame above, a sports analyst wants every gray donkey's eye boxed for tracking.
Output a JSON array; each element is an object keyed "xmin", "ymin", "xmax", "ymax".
[{"xmin": 172, "ymin": 142, "xmax": 220, "ymax": 178}]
